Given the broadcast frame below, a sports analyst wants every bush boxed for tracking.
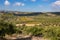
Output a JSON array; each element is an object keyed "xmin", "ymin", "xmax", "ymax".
[
  {"xmin": 43, "ymin": 26, "xmax": 60, "ymax": 40},
  {"xmin": 0, "ymin": 21, "xmax": 16, "ymax": 37},
  {"xmin": 18, "ymin": 26, "xmax": 43, "ymax": 36}
]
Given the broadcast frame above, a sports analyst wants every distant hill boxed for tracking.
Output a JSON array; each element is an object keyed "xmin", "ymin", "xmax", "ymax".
[
  {"xmin": 0, "ymin": 11, "xmax": 60, "ymax": 16},
  {"xmin": 51, "ymin": 12, "xmax": 60, "ymax": 15},
  {"xmin": 14, "ymin": 12, "xmax": 60, "ymax": 16},
  {"xmin": 14, "ymin": 12, "xmax": 43, "ymax": 16}
]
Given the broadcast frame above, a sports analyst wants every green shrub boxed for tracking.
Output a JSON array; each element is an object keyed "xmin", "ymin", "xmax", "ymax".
[
  {"xmin": 0, "ymin": 21, "xmax": 16, "ymax": 37},
  {"xmin": 43, "ymin": 26, "xmax": 60, "ymax": 40},
  {"xmin": 20, "ymin": 26, "xmax": 43, "ymax": 36}
]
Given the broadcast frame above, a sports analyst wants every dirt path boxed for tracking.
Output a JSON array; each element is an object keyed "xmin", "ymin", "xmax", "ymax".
[
  {"xmin": 32, "ymin": 36, "xmax": 48, "ymax": 40},
  {"xmin": 5, "ymin": 34, "xmax": 49, "ymax": 40}
]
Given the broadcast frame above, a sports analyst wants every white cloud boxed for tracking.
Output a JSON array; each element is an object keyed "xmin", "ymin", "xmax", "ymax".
[
  {"xmin": 31, "ymin": 0, "xmax": 36, "ymax": 2},
  {"xmin": 14, "ymin": 2, "xmax": 25, "ymax": 6},
  {"xmin": 4, "ymin": 0, "xmax": 10, "ymax": 6},
  {"xmin": 51, "ymin": 0, "xmax": 60, "ymax": 12},
  {"xmin": 52, "ymin": 1, "xmax": 60, "ymax": 7},
  {"xmin": 21, "ymin": 3, "xmax": 25, "ymax": 6}
]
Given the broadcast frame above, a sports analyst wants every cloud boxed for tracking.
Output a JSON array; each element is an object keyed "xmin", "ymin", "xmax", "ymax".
[
  {"xmin": 52, "ymin": 1, "xmax": 60, "ymax": 7},
  {"xmin": 31, "ymin": 0, "xmax": 36, "ymax": 2},
  {"xmin": 51, "ymin": 0, "xmax": 60, "ymax": 12},
  {"xmin": 4, "ymin": 0, "xmax": 10, "ymax": 6},
  {"xmin": 14, "ymin": 2, "xmax": 25, "ymax": 6}
]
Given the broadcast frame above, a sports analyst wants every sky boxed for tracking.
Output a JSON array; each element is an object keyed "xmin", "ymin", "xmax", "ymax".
[{"xmin": 0, "ymin": 0, "xmax": 60, "ymax": 12}]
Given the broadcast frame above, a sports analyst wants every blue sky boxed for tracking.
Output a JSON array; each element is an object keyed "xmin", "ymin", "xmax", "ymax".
[{"xmin": 0, "ymin": 0, "xmax": 60, "ymax": 12}]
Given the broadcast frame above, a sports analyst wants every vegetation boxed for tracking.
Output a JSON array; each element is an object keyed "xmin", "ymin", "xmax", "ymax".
[
  {"xmin": 0, "ymin": 12, "xmax": 60, "ymax": 40},
  {"xmin": 0, "ymin": 21, "xmax": 16, "ymax": 39}
]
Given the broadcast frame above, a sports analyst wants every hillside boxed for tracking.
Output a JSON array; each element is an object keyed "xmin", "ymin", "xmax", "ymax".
[
  {"xmin": 0, "ymin": 11, "xmax": 60, "ymax": 40},
  {"xmin": 0, "ymin": 11, "xmax": 60, "ymax": 24}
]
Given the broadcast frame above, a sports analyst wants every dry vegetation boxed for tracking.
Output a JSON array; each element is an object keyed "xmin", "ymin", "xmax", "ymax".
[{"xmin": 0, "ymin": 12, "xmax": 60, "ymax": 40}]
